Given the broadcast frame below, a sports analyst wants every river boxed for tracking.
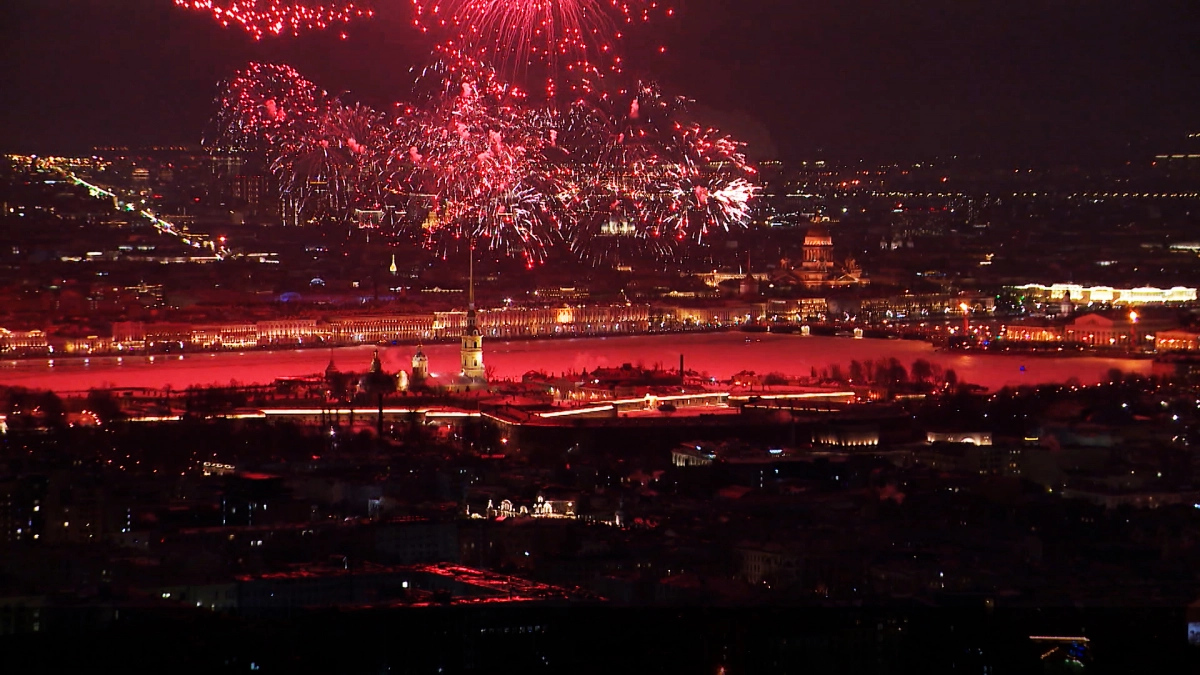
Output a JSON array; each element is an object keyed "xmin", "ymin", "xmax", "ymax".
[{"xmin": 1, "ymin": 332, "xmax": 1153, "ymax": 394}]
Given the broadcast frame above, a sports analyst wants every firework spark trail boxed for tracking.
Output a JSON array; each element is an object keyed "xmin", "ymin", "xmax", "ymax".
[
  {"xmin": 212, "ymin": 64, "xmax": 397, "ymax": 225},
  {"xmin": 176, "ymin": 0, "xmax": 673, "ymax": 101},
  {"xmin": 388, "ymin": 62, "xmax": 563, "ymax": 265},
  {"xmin": 179, "ymin": 0, "xmax": 755, "ymax": 262},
  {"xmin": 549, "ymin": 83, "xmax": 758, "ymax": 262},
  {"xmin": 211, "ymin": 62, "xmax": 757, "ymax": 263},
  {"xmin": 174, "ymin": 1, "xmax": 375, "ymax": 39},
  {"xmin": 411, "ymin": 0, "xmax": 672, "ymax": 97},
  {"xmin": 277, "ymin": 102, "xmax": 394, "ymax": 221},
  {"xmin": 175, "ymin": 0, "xmax": 672, "ymax": 97},
  {"xmin": 211, "ymin": 63, "xmax": 324, "ymax": 150}
]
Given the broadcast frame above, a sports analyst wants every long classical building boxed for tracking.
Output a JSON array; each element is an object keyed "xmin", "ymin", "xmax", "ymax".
[
  {"xmin": 999, "ymin": 310, "xmax": 1179, "ymax": 348},
  {"xmin": 1156, "ymin": 329, "xmax": 1200, "ymax": 353},
  {"xmin": 1009, "ymin": 284, "xmax": 1197, "ymax": 305},
  {"xmin": 80, "ymin": 304, "xmax": 652, "ymax": 354}
]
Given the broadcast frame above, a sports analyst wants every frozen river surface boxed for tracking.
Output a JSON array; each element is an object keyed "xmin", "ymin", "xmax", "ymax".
[{"xmin": 2, "ymin": 332, "xmax": 1150, "ymax": 393}]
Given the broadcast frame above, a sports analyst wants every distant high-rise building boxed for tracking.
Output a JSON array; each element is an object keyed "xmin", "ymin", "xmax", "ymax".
[
  {"xmin": 231, "ymin": 174, "xmax": 271, "ymax": 206},
  {"xmin": 209, "ymin": 152, "xmax": 244, "ymax": 177}
]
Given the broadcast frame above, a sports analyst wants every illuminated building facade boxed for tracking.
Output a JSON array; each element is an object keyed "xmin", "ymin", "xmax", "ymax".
[
  {"xmin": 926, "ymin": 431, "xmax": 993, "ymax": 446},
  {"xmin": 10, "ymin": 305, "xmax": 654, "ymax": 356},
  {"xmin": 1064, "ymin": 311, "xmax": 1174, "ymax": 348},
  {"xmin": 0, "ymin": 329, "xmax": 49, "ymax": 355},
  {"xmin": 813, "ymin": 426, "xmax": 880, "ymax": 447},
  {"xmin": 1010, "ymin": 283, "xmax": 1197, "ymax": 305},
  {"xmin": 1000, "ymin": 312, "xmax": 1176, "ymax": 348},
  {"xmin": 659, "ymin": 302, "xmax": 763, "ymax": 326},
  {"xmin": 997, "ymin": 323, "xmax": 1063, "ymax": 342},
  {"xmin": 440, "ymin": 305, "xmax": 651, "ymax": 338},
  {"xmin": 697, "ymin": 271, "xmax": 770, "ymax": 288},
  {"xmin": 672, "ymin": 446, "xmax": 716, "ymax": 467},
  {"xmin": 190, "ymin": 324, "xmax": 258, "ymax": 350},
  {"xmin": 110, "ymin": 321, "xmax": 146, "ymax": 350},
  {"xmin": 1156, "ymin": 329, "xmax": 1200, "ymax": 353},
  {"xmin": 765, "ymin": 298, "xmax": 829, "ymax": 322},
  {"xmin": 480, "ymin": 494, "xmax": 576, "ymax": 520},
  {"xmin": 257, "ymin": 320, "xmax": 321, "ymax": 345},
  {"xmin": 54, "ymin": 334, "xmax": 111, "ymax": 355},
  {"xmin": 328, "ymin": 315, "xmax": 434, "ymax": 344},
  {"xmin": 856, "ymin": 294, "xmax": 995, "ymax": 321}
]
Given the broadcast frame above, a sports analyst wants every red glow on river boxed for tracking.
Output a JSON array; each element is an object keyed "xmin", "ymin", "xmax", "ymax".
[{"xmin": 3, "ymin": 333, "xmax": 1150, "ymax": 394}]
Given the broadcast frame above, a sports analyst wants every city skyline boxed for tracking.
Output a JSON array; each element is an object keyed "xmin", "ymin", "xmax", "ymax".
[{"xmin": 5, "ymin": 3, "xmax": 1200, "ymax": 671}]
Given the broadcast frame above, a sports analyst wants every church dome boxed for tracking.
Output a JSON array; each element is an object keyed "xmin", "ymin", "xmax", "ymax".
[
  {"xmin": 803, "ymin": 223, "xmax": 833, "ymax": 246},
  {"xmin": 411, "ymin": 344, "xmax": 429, "ymax": 381},
  {"xmin": 359, "ymin": 350, "xmax": 396, "ymax": 395}
]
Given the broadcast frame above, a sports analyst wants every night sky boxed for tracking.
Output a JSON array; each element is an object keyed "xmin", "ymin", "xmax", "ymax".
[{"xmin": 2, "ymin": 0, "xmax": 1199, "ymax": 161}]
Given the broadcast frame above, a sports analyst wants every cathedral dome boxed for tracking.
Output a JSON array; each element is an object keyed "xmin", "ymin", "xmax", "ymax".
[{"xmin": 803, "ymin": 223, "xmax": 833, "ymax": 246}]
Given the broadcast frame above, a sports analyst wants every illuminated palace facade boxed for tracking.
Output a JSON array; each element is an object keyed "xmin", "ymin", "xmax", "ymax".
[
  {"xmin": 1010, "ymin": 284, "xmax": 1197, "ymax": 305},
  {"xmin": 90, "ymin": 304, "xmax": 652, "ymax": 354}
]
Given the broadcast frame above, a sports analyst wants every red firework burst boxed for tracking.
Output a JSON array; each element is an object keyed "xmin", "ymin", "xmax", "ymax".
[
  {"xmin": 208, "ymin": 62, "xmax": 758, "ymax": 265},
  {"xmin": 412, "ymin": 0, "xmax": 672, "ymax": 97},
  {"xmin": 174, "ymin": 0, "xmax": 375, "ymax": 39}
]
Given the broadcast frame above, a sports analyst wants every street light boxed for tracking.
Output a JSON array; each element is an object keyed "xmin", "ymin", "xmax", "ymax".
[{"xmin": 1128, "ymin": 310, "xmax": 1139, "ymax": 352}]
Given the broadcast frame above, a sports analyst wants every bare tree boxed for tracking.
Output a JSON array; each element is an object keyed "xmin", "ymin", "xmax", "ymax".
[
  {"xmin": 873, "ymin": 358, "xmax": 891, "ymax": 385},
  {"xmin": 911, "ymin": 358, "xmax": 933, "ymax": 384},
  {"xmin": 848, "ymin": 360, "xmax": 864, "ymax": 383},
  {"xmin": 764, "ymin": 372, "xmax": 789, "ymax": 387}
]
